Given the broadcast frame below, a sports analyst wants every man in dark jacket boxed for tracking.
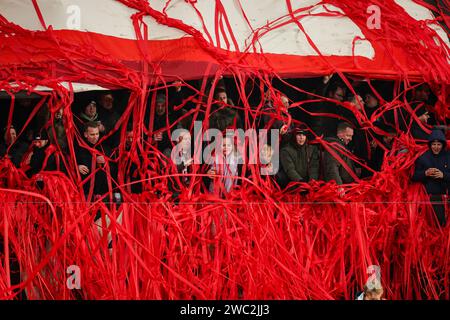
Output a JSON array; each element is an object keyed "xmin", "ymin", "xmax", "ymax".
[
  {"xmin": 27, "ymin": 131, "xmax": 66, "ymax": 176},
  {"xmin": 146, "ymin": 91, "xmax": 186, "ymax": 155},
  {"xmin": 76, "ymin": 122, "xmax": 117, "ymax": 202},
  {"xmin": 410, "ymin": 105, "xmax": 431, "ymax": 142},
  {"xmin": 280, "ymin": 126, "xmax": 320, "ymax": 183},
  {"xmin": 412, "ymin": 129, "xmax": 449, "ymax": 227},
  {"xmin": 309, "ymin": 82, "xmax": 348, "ymax": 137},
  {"xmin": 97, "ymin": 92, "xmax": 122, "ymax": 150},
  {"xmin": 209, "ymin": 88, "xmax": 242, "ymax": 131},
  {"xmin": 322, "ymin": 122, "xmax": 358, "ymax": 185}
]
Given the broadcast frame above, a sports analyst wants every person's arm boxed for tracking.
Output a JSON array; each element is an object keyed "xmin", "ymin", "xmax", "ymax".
[
  {"xmin": 324, "ymin": 151, "xmax": 343, "ymax": 185},
  {"xmin": 411, "ymin": 157, "xmax": 426, "ymax": 182},
  {"xmin": 280, "ymin": 149, "xmax": 304, "ymax": 182},
  {"xmin": 75, "ymin": 144, "xmax": 91, "ymax": 176}
]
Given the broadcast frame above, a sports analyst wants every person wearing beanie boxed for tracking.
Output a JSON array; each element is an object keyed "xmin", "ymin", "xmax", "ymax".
[
  {"xmin": 411, "ymin": 105, "xmax": 431, "ymax": 141},
  {"xmin": 412, "ymin": 129, "xmax": 449, "ymax": 227},
  {"xmin": 26, "ymin": 129, "xmax": 67, "ymax": 190},
  {"xmin": 280, "ymin": 125, "xmax": 320, "ymax": 183}
]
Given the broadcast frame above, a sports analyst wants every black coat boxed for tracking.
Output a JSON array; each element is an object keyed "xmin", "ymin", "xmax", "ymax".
[
  {"xmin": 75, "ymin": 141, "xmax": 116, "ymax": 197},
  {"xmin": 28, "ymin": 144, "xmax": 66, "ymax": 177},
  {"xmin": 412, "ymin": 129, "xmax": 450, "ymax": 195},
  {"xmin": 0, "ymin": 141, "xmax": 28, "ymax": 168}
]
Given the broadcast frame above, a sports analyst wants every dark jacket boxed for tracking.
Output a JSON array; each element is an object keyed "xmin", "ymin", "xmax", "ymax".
[
  {"xmin": 0, "ymin": 141, "xmax": 28, "ymax": 168},
  {"xmin": 75, "ymin": 141, "xmax": 116, "ymax": 198},
  {"xmin": 98, "ymin": 107, "xmax": 121, "ymax": 149},
  {"xmin": 145, "ymin": 89, "xmax": 185, "ymax": 153},
  {"xmin": 411, "ymin": 122, "xmax": 430, "ymax": 142},
  {"xmin": 412, "ymin": 129, "xmax": 450, "ymax": 195},
  {"xmin": 209, "ymin": 105, "xmax": 242, "ymax": 131},
  {"xmin": 322, "ymin": 137, "xmax": 356, "ymax": 185},
  {"xmin": 280, "ymin": 141, "xmax": 320, "ymax": 182},
  {"xmin": 28, "ymin": 144, "xmax": 66, "ymax": 177},
  {"xmin": 309, "ymin": 101, "xmax": 356, "ymax": 137}
]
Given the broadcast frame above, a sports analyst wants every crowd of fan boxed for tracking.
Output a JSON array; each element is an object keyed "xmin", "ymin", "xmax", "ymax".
[{"xmin": 0, "ymin": 76, "xmax": 446, "ymax": 210}]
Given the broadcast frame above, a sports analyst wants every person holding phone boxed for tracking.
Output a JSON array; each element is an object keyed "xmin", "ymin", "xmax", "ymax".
[{"xmin": 412, "ymin": 128, "xmax": 450, "ymax": 227}]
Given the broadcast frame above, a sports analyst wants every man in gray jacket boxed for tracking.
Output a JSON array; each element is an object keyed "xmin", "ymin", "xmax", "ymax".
[
  {"xmin": 323, "ymin": 122, "xmax": 357, "ymax": 185},
  {"xmin": 280, "ymin": 126, "xmax": 320, "ymax": 183}
]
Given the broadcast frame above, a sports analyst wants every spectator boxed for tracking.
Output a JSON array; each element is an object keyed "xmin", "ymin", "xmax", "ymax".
[
  {"xmin": 97, "ymin": 92, "xmax": 121, "ymax": 149},
  {"xmin": 213, "ymin": 87, "xmax": 235, "ymax": 106},
  {"xmin": 148, "ymin": 93, "xmax": 174, "ymax": 155},
  {"xmin": 76, "ymin": 122, "xmax": 116, "ymax": 202},
  {"xmin": 259, "ymin": 91, "xmax": 289, "ymax": 130},
  {"xmin": 364, "ymin": 91, "xmax": 380, "ymax": 117},
  {"xmin": 412, "ymin": 129, "xmax": 449, "ymax": 227},
  {"xmin": 259, "ymin": 143, "xmax": 288, "ymax": 188},
  {"xmin": 0, "ymin": 125, "xmax": 28, "ymax": 168},
  {"xmin": 366, "ymin": 127, "xmax": 397, "ymax": 174},
  {"xmin": 410, "ymin": 83, "xmax": 436, "ymax": 126},
  {"xmin": 76, "ymin": 100, "xmax": 106, "ymax": 135},
  {"xmin": 363, "ymin": 89, "xmax": 399, "ymax": 130},
  {"xmin": 206, "ymin": 135, "xmax": 242, "ymax": 196},
  {"xmin": 280, "ymin": 126, "xmax": 320, "ymax": 183},
  {"xmin": 118, "ymin": 129, "xmax": 143, "ymax": 194},
  {"xmin": 27, "ymin": 131, "xmax": 65, "ymax": 175},
  {"xmin": 169, "ymin": 130, "xmax": 194, "ymax": 188},
  {"xmin": 410, "ymin": 106, "xmax": 431, "ymax": 142},
  {"xmin": 48, "ymin": 108, "xmax": 68, "ymax": 152},
  {"xmin": 323, "ymin": 122, "xmax": 358, "ymax": 185},
  {"xmin": 309, "ymin": 81, "xmax": 348, "ymax": 137},
  {"xmin": 209, "ymin": 88, "xmax": 242, "ymax": 131},
  {"xmin": 356, "ymin": 283, "xmax": 384, "ymax": 300}
]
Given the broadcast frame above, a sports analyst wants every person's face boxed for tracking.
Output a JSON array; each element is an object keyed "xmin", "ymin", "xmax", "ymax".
[
  {"xmin": 332, "ymin": 87, "xmax": 345, "ymax": 102},
  {"xmin": 338, "ymin": 127, "xmax": 354, "ymax": 145},
  {"xmin": 216, "ymin": 92, "xmax": 228, "ymax": 104},
  {"xmin": 100, "ymin": 94, "xmax": 114, "ymax": 110},
  {"xmin": 296, "ymin": 133, "xmax": 307, "ymax": 146},
  {"xmin": 350, "ymin": 95, "xmax": 364, "ymax": 109},
  {"xmin": 125, "ymin": 131, "xmax": 133, "ymax": 149},
  {"xmin": 4, "ymin": 128, "xmax": 16, "ymax": 145},
  {"xmin": 55, "ymin": 108, "xmax": 63, "ymax": 119},
  {"xmin": 179, "ymin": 133, "xmax": 191, "ymax": 151},
  {"xmin": 85, "ymin": 102, "xmax": 97, "ymax": 117},
  {"xmin": 34, "ymin": 139, "xmax": 48, "ymax": 148},
  {"xmin": 431, "ymin": 141, "xmax": 443, "ymax": 155},
  {"xmin": 414, "ymin": 85, "xmax": 431, "ymax": 102},
  {"xmin": 364, "ymin": 93, "xmax": 378, "ymax": 109},
  {"xmin": 156, "ymin": 102, "xmax": 166, "ymax": 116},
  {"xmin": 223, "ymin": 138, "xmax": 233, "ymax": 157},
  {"xmin": 281, "ymin": 96, "xmax": 290, "ymax": 109},
  {"xmin": 419, "ymin": 112, "xmax": 430, "ymax": 124},
  {"xmin": 364, "ymin": 291, "xmax": 383, "ymax": 300},
  {"xmin": 383, "ymin": 134, "xmax": 395, "ymax": 146},
  {"xmin": 84, "ymin": 127, "xmax": 100, "ymax": 144}
]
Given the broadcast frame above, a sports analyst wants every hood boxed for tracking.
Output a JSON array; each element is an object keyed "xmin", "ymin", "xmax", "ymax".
[{"xmin": 428, "ymin": 129, "xmax": 447, "ymax": 150}]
